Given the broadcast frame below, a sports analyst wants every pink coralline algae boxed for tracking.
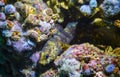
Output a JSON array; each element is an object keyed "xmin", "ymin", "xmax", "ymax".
[{"xmin": 54, "ymin": 43, "xmax": 119, "ymax": 77}]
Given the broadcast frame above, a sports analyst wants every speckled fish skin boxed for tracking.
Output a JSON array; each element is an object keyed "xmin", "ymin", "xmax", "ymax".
[{"xmin": 39, "ymin": 22, "xmax": 78, "ymax": 65}]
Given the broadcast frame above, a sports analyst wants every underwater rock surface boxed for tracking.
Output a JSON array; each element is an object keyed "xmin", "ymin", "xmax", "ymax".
[
  {"xmin": 0, "ymin": 0, "xmax": 120, "ymax": 77},
  {"xmin": 42, "ymin": 43, "xmax": 120, "ymax": 77}
]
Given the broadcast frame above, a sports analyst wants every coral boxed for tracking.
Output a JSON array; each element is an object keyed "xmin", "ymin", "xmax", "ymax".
[
  {"xmin": 0, "ymin": 0, "xmax": 63, "ymax": 52},
  {"xmin": 2, "ymin": 30, "xmax": 11, "ymax": 37},
  {"xmin": 14, "ymin": 2, "xmax": 36, "ymax": 17},
  {"xmin": 80, "ymin": 5, "xmax": 92, "ymax": 16},
  {"xmin": 54, "ymin": 43, "xmax": 119, "ymax": 77},
  {"xmin": 46, "ymin": 0, "xmax": 80, "ymax": 22},
  {"xmin": 89, "ymin": 0, "xmax": 98, "ymax": 9},
  {"xmin": 100, "ymin": 0, "xmax": 120, "ymax": 17},
  {"xmin": 4, "ymin": 4, "xmax": 16, "ymax": 14},
  {"xmin": 0, "ymin": 0, "xmax": 5, "ymax": 6},
  {"xmin": 112, "ymin": 47, "xmax": 120, "ymax": 56},
  {"xmin": 0, "ymin": 0, "xmax": 120, "ymax": 77},
  {"xmin": 46, "ymin": 0, "xmax": 100, "ymax": 20},
  {"xmin": 58, "ymin": 58, "xmax": 80, "ymax": 77}
]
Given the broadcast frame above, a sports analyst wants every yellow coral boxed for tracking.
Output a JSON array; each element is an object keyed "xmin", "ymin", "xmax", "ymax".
[
  {"xmin": 105, "ymin": 46, "xmax": 113, "ymax": 55},
  {"xmin": 52, "ymin": 14, "xmax": 59, "ymax": 21},
  {"xmin": 60, "ymin": 2, "xmax": 68, "ymax": 9},
  {"xmin": 113, "ymin": 47, "xmax": 120, "ymax": 56},
  {"xmin": 22, "ymin": 4, "xmax": 36, "ymax": 16},
  {"xmin": 104, "ymin": 46, "xmax": 120, "ymax": 57}
]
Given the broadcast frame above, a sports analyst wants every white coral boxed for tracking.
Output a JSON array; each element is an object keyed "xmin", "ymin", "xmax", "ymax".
[{"xmin": 59, "ymin": 58, "xmax": 80, "ymax": 72}]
